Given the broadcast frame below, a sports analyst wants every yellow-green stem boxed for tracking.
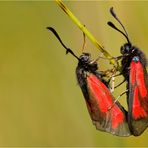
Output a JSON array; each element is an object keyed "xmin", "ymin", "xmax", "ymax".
[{"xmin": 56, "ymin": 0, "xmax": 118, "ymax": 67}]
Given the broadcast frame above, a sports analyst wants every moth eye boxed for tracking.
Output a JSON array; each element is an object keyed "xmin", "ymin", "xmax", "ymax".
[{"xmin": 79, "ymin": 53, "xmax": 91, "ymax": 63}]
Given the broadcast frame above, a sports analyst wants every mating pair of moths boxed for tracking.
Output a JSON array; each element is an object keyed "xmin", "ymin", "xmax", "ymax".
[{"xmin": 47, "ymin": 7, "xmax": 148, "ymax": 137}]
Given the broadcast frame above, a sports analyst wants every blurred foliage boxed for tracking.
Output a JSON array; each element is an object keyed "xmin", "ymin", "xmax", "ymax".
[{"xmin": 0, "ymin": 1, "xmax": 148, "ymax": 147}]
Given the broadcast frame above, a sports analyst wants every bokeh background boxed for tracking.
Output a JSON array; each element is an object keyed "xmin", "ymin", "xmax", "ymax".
[{"xmin": 0, "ymin": 1, "xmax": 148, "ymax": 147}]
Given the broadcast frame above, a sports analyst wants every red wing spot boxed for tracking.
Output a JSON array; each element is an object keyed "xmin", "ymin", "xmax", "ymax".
[
  {"xmin": 112, "ymin": 107, "xmax": 124, "ymax": 129},
  {"xmin": 132, "ymin": 86, "xmax": 147, "ymax": 120},
  {"xmin": 136, "ymin": 62, "xmax": 147, "ymax": 98},
  {"xmin": 87, "ymin": 74, "xmax": 113, "ymax": 113},
  {"xmin": 130, "ymin": 61, "xmax": 136, "ymax": 85}
]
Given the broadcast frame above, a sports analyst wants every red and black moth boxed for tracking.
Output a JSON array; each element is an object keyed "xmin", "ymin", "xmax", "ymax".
[
  {"xmin": 108, "ymin": 7, "xmax": 148, "ymax": 136},
  {"xmin": 47, "ymin": 27, "xmax": 131, "ymax": 136}
]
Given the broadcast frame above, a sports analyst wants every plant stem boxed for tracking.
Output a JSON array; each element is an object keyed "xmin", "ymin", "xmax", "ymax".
[{"xmin": 55, "ymin": 0, "xmax": 117, "ymax": 67}]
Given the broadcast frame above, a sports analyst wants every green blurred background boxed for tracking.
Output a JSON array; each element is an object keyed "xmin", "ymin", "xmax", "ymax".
[{"xmin": 0, "ymin": 1, "xmax": 148, "ymax": 147}]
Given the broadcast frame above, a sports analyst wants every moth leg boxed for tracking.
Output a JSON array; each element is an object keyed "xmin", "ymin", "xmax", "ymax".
[
  {"xmin": 108, "ymin": 71, "xmax": 126, "ymax": 89},
  {"xmin": 90, "ymin": 53, "xmax": 104, "ymax": 64},
  {"xmin": 81, "ymin": 31, "xmax": 86, "ymax": 52},
  {"xmin": 101, "ymin": 67, "xmax": 117, "ymax": 92},
  {"xmin": 108, "ymin": 89, "xmax": 129, "ymax": 110},
  {"xmin": 110, "ymin": 75, "xmax": 115, "ymax": 93},
  {"xmin": 114, "ymin": 54, "xmax": 130, "ymax": 61},
  {"xmin": 115, "ymin": 79, "xmax": 126, "ymax": 88}
]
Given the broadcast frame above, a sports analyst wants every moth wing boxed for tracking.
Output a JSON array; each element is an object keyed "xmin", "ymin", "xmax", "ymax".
[
  {"xmin": 129, "ymin": 59, "xmax": 148, "ymax": 136},
  {"xmin": 86, "ymin": 74, "xmax": 131, "ymax": 137}
]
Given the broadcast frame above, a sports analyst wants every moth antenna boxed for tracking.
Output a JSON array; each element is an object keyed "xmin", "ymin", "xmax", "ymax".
[
  {"xmin": 108, "ymin": 7, "xmax": 131, "ymax": 44},
  {"xmin": 107, "ymin": 22, "xmax": 130, "ymax": 44},
  {"xmin": 110, "ymin": 7, "xmax": 129, "ymax": 38},
  {"xmin": 47, "ymin": 27, "xmax": 79, "ymax": 60}
]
